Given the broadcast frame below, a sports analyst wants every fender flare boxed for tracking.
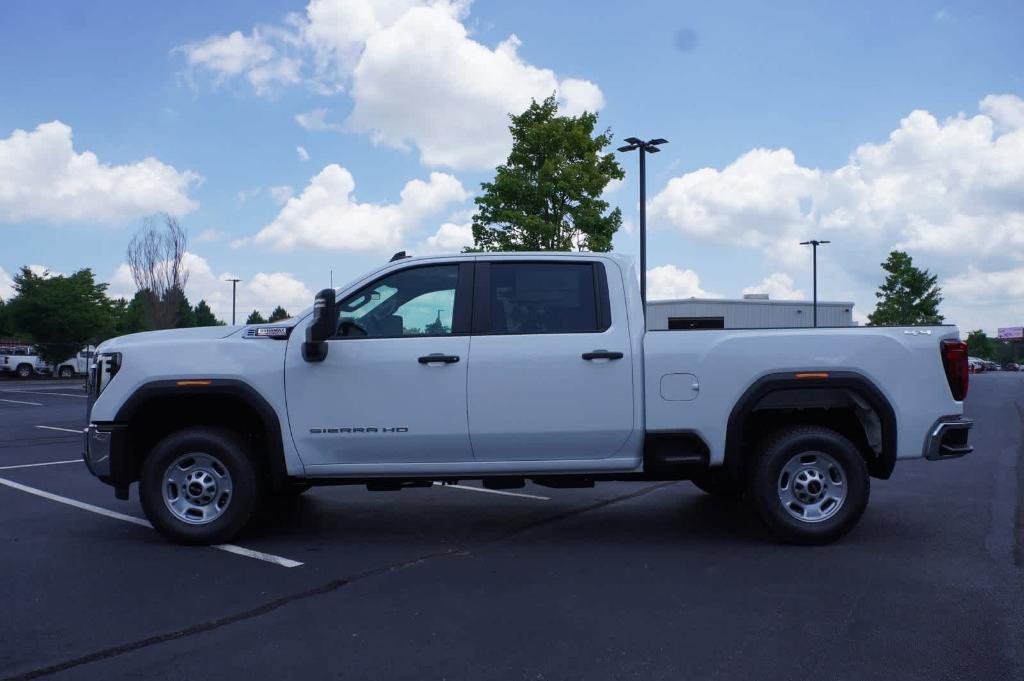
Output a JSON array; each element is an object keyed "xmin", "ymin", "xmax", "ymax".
[
  {"xmin": 723, "ymin": 371, "xmax": 898, "ymax": 479},
  {"xmin": 112, "ymin": 379, "xmax": 289, "ymax": 486}
]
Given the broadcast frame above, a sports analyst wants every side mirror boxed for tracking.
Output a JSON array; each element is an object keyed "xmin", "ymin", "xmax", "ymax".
[{"xmin": 302, "ymin": 288, "xmax": 338, "ymax": 362}]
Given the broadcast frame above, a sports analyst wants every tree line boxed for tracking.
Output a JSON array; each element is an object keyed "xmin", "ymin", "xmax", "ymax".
[{"xmin": 0, "ymin": 216, "xmax": 291, "ymax": 365}]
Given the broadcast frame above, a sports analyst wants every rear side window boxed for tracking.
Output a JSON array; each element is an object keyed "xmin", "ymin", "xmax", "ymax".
[{"xmin": 486, "ymin": 263, "xmax": 603, "ymax": 334}]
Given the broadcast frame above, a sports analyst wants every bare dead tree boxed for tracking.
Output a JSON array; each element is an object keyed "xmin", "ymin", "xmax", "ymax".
[{"xmin": 126, "ymin": 214, "xmax": 189, "ymax": 329}]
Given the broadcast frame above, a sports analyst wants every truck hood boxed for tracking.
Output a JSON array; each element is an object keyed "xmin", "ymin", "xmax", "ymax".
[{"xmin": 98, "ymin": 325, "xmax": 244, "ymax": 351}]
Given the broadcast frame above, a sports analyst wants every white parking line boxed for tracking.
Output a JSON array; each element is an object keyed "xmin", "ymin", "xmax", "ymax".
[
  {"xmin": 35, "ymin": 425, "xmax": 84, "ymax": 434},
  {"xmin": 0, "ymin": 459, "xmax": 82, "ymax": 471},
  {"xmin": 3, "ymin": 389, "xmax": 86, "ymax": 398},
  {"xmin": 433, "ymin": 481, "xmax": 550, "ymax": 501},
  {"xmin": 0, "ymin": 398, "xmax": 42, "ymax": 406},
  {"xmin": 0, "ymin": 476, "xmax": 304, "ymax": 569}
]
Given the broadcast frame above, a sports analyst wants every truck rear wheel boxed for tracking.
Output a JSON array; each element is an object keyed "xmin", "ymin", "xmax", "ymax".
[
  {"xmin": 16, "ymin": 363, "xmax": 34, "ymax": 379},
  {"xmin": 750, "ymin": 426, "xmax": 869, "ymax": 545},
  {"xmin": 139, "ymin": 427, "xmax": 261, "ymax": 545}
]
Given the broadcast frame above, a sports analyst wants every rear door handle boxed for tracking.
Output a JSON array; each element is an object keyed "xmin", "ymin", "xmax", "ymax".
[
  {"xmin": 582, "ymin": 350, "xmax": 624, "ymax": 361},
  {"xmin": 418, "ymin": 353, "xmax": 460, "ymax": 364}
]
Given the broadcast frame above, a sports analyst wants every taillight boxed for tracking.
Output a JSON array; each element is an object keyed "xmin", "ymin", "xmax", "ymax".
[{"xmin": 941, "ymin": 340, "xmax": 969, "ymax": 401}]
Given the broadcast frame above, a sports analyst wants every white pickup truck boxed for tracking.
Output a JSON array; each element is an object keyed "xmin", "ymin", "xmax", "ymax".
[
  {"xmin": 84, "ymin": 252, "xmax": 972, "ymax": 545},
  {"xmin": 1, "ymin": 346, "xmax": 91, "ymax": 378}
]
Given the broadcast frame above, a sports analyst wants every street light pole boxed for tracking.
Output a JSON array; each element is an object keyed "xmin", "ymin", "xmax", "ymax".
[
  {"xmin": 799, "ymin": 240, "xmax": 830, "ymax": 327},
  {"xmin": 227, "ymin": 278, "xmax": 241, "ymax": 325},
  {"xmin": 618, "ymin": 137, "xmax": 668, "ymax": 318}
]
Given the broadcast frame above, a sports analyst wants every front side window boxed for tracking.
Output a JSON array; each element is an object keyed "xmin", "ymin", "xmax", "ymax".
[
  {"xmin": 336, "ymin": 265, "xmax": 458, "ymax": 338},
  {"xmin": 488, "ymin": 263, "xmax": 600, "ymax": 334}
]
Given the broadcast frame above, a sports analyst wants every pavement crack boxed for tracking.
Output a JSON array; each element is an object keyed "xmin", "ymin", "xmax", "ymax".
[{"xmin": 4, "ymin": 480, "xmax": 676, "ymax": 680}]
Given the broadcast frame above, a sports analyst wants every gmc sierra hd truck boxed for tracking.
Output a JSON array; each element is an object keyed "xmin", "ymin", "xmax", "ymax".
[{"xmin": 83, "ymin": 252, "xmax": 972, "ymax": 545}]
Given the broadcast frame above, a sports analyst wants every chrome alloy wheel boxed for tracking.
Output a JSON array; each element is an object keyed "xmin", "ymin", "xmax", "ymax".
[
  {"xmin": 163, "ymin": 453, "xmax": 234, "ymax": 525},
  {"xmin": 777, "ymin": 451, "xmax": 847, "ymax": 523}
]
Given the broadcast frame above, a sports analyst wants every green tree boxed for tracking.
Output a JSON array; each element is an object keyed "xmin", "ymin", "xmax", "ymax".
[
  {"xmin": 268, "ymin": 306, "xmax": 290, "ymax": 322},
  {"xmin": 175, "ymin": 289, "xmax": 197, "ymax": 328},
  {"xmin": 965, "ymin": 330, "xmax": 993, "ymax": 359},
  {"xmin": 113, "ymin": 291, "xmax": 152, "ymax": 335},
  {"xmin": 470, "ymin": 94, "xmax": 624, "ymax": 252},
  {"xmin": 7, "ymin": 267, "xmax": 116, "ymax": 365},
  {"xmin": 193, "ymin": 300, "xmax": 221, "ymax": 326},
  {"xmin": 866, "ymin": 251, "xmax": 944, "ymax": 326},
  {"xmin": 0, "ymin": 297, "xmax": 11, "ymax": 338},
  {"xmin": 246, "ymin": 309, "xmax": 267, "ymax": 324}
]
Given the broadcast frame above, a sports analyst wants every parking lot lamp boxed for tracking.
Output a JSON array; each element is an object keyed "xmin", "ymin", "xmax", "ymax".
[
  {"xmin": 617, "ymin": 137, "xmax": 668, "ymax": 316},
  {"xmin": 799, "ymin": 240, "xmax": 830, "ymax": 327},
  {"xmin": 227, "ymin": 278, "xmax": 241, "ymax": 325}
]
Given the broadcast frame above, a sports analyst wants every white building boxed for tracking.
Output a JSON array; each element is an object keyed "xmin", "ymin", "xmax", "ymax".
[{"xmin": 646, "ymin": 294, "xmax": 855, "ymax": 330}]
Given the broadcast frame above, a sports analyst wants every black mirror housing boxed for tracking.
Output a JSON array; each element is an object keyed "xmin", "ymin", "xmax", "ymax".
[{"xmin": 302, "ymin": 288, "xmax": 338, "ymax": 362}]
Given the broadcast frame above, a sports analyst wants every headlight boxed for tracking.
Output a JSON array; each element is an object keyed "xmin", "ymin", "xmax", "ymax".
[{"xmin": 92, "ymin": 352, "xmax": 122, "ymax": 396}]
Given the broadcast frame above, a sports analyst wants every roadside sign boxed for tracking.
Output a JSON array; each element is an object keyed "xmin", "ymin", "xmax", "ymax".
[{"xmin": 997, "ymin": 327, "xmax": 1024, "ymax": 340}]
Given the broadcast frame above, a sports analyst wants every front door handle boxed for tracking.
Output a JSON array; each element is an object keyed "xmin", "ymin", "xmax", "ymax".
[
  {"xmin": 418, "ymin": 353, "xmax": 460, "ymax": 364},
  {"xmin": 582, "ymin": 350, "xmax": 624, "ymax": 361}
]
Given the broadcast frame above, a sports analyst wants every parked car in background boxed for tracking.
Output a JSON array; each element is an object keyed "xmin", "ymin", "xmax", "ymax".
[
  {"xmin": 968, "ymin": 357, "xmax": 985, "ymax": 373},
  {"xmin": 983, "ymin": 360, "xmax": 1000, "ymax": 371},
  {"xmin": 0, "ymin": 345, "xmax": 94, "ymax": 379},
  {"xmin": 1003, "ymin": 362, "xmax": 1020, "ymax": 372},
  {"xmin": 0, "ymin": 346, "xmax": 47, "ymax": 378}
]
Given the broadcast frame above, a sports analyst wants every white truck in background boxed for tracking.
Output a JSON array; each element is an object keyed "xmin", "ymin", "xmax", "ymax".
[
  {"xmin": 1, "ymin": 345, "xmax": 93, "ymax": 379},
  {"xmin": 83, "ymin": 252, "xmax": 973, "ymax": 546}
]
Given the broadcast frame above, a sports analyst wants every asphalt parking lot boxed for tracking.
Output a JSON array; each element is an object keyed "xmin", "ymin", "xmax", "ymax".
[{"xmin": 1, "ymin": 375, "xmax": 1022, "ymax": 681}]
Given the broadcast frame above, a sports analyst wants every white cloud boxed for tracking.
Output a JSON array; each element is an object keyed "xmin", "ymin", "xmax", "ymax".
[
  {"xmin": 980, "ymin": 94, "xmax": 1024, "ymax": 132},
  {"xmin": 743, "ymin": 272, "xmax": 805, "ymax": 300},
  {"xmin": 650, "ymin": 95, "xmax": 1024, "ymax": 331},
  {"xmin": 295, "ymin": 107, "xmax": 344, "ymax": 132},
  {"xmin": 268, "ymin": 185, "xmax": 294, "ymax": 204},
  {"xmin": 195, "ymin": 228, "xmax": 227, "ymax": 243},
  {"xmin": 647, "ymin": 265, "xmax": 713, "ymax": 300},
  {"xmin": 419, "ymin": 221, "xmax": 473, "ymax": 253},
  {"xmin": 0, "ymin": 121, "xmax": 200, "ymax": 225},
  {"xmin": 107, "ymin": 252, "xmax": 313, "ymax": 323},
  {"xmin": 177, "ymin": 29, "xmax": 299, "ymax": 95},
  {"xmin": 246, "ymin": 164, "xmax": 468, "ymax": 251},
  {"xmin": 175, "ymin": 0, "xmax": 604, "ymax": 170},
  {"xmin": 0, "ymin": 266, "xmax": 14, "ymax": 301},
  {"xmin": 296, "ymin": 145, "xmax": 310, "ymax": 161}
]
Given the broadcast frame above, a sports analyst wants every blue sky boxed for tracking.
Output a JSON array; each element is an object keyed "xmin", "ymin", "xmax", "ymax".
[{"xmin": 1, "ymin": 0, "xmax": 1022, "ymax": 331}]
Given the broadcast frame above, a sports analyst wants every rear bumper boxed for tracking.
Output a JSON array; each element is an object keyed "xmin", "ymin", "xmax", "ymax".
[{"xmin": 924, "ymin": 417, "xmax": 973, "ymax": 460}]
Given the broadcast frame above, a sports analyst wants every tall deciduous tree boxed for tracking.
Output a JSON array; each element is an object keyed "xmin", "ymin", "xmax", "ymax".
[
  {"xmin": 867, "ymin": 251, "xmax": 944, "ymax": 326},
  {"xmin": 193, "ymin": 300, "xmax": 221, "ymax": 326},
  {"xmin": 126, "ymin": 214, "xmax": 189, "ymax": 329},
  {"xmin": 470, "ymin": 95, "xmax": 624, "ymax": 252},
  {"xmin": 268, "ymin": 306, "xmax": 290, "ymax": 322},
  {"xmin": 965, "ymin": 329, "xmax": 993, "ymax": 359},
  {"xmin": 7, "ymin": 267, "xmax": 115, "ymax": 365},
  {"xmin": 0, "ymin": 297, "xmax": 11, "ymax": 338}
]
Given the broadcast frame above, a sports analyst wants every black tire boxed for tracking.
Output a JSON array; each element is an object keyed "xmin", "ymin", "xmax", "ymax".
[
  {"xmin": 16, "ymin": 364, "xmax": 33, "ymax": 379},
  {"xmin": 691, "ymin": 469, "xmax": 743, "ymax": 497},
  {"xmin": 139, "ymin": 427, "xmax": 261, "ymax": 545},
  {"xmin": 750, "ymin": 425, "xmax": 869, "ymax": 545},
  {"xmin": 58, "ymin": 366, "xmax": 74, "ymax": 379}
]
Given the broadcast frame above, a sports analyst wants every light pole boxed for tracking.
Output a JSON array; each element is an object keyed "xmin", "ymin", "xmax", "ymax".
[
  {"xmin": 617, "ymin": 137, "xmax": 668, "ymax": 316},
  {"xmin": 227, "ymin": 278, "xmax": 241, "ymax": 325},
  {"xmin": 799, "ymin": 240, "xmax": 830, "ymax": 327}
]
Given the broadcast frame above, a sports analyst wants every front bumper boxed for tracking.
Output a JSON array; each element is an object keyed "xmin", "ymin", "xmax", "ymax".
[
  {"xmin": 82, "ymin": 424, "xmax": 113, "ymax": 479},
  {"xmin": 924, "ymin": 417, "xmax": 973, "ymax": 460}
]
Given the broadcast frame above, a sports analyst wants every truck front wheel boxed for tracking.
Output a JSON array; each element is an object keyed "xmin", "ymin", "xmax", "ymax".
[
  {"xmin": 750, "ymin": 426, "xmax": 869, "ymax": 545},
  {"xmin": 139, "ymin": 427, "xmax": 261, "ymax": 545}
]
